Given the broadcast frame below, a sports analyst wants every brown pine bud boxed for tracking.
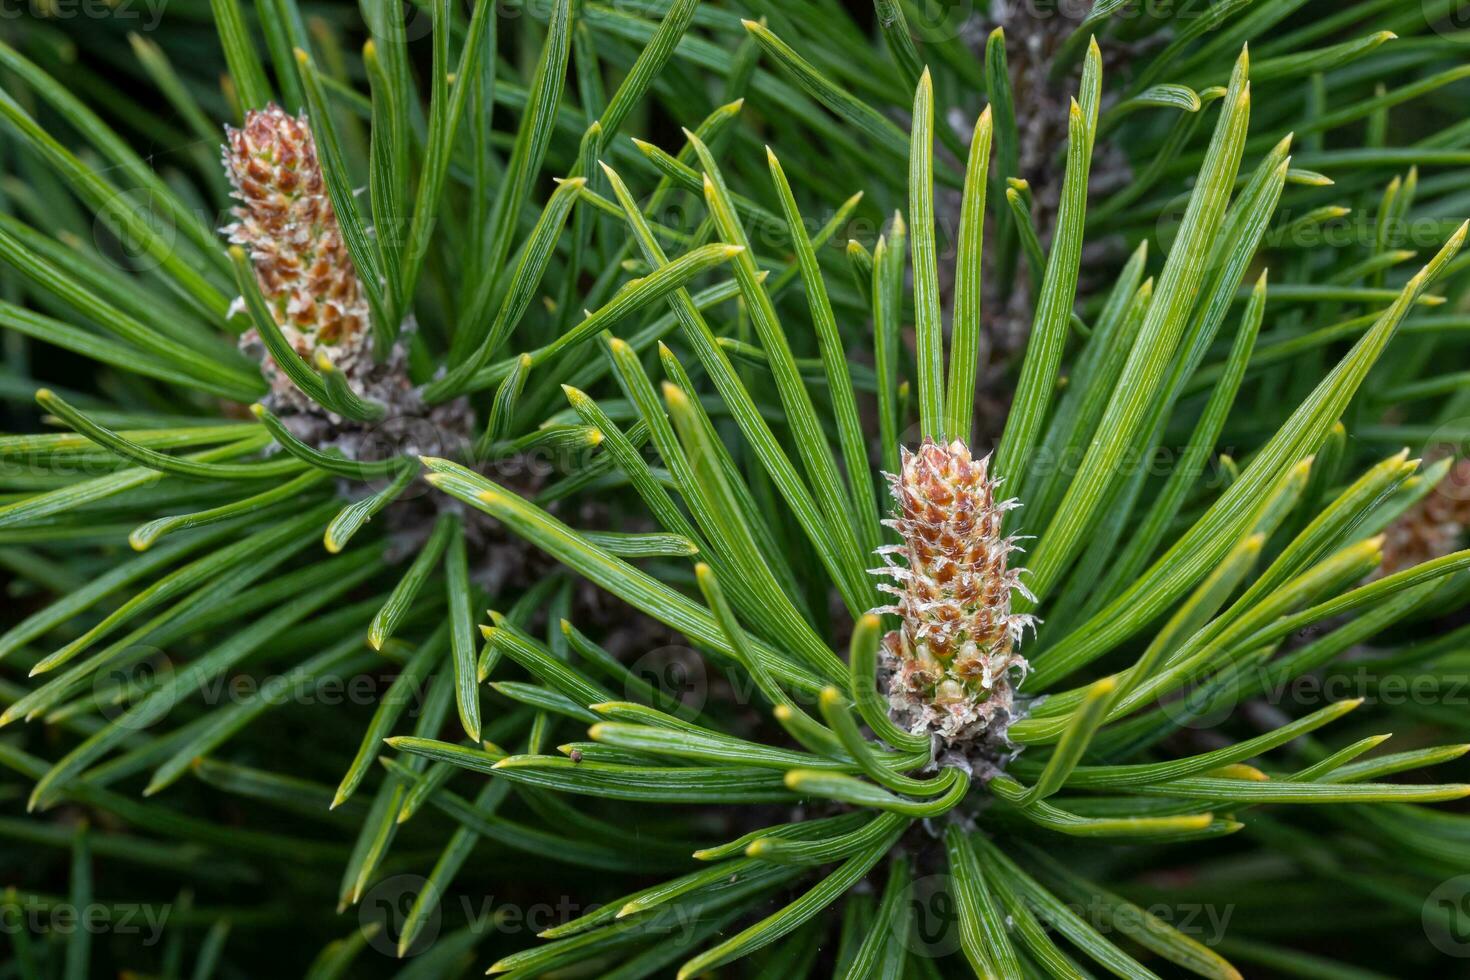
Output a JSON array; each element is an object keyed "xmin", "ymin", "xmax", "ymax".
[
  {"xmin": 872, "ymin": 438, "xmax": 1032, "ymax": 743},
  {"xmin": 1379, "ymin": 457, "xmax": 1470, "ymax": 577},
  {"xmin": 222, "ymin": 104, "xmax": 371, "ymax": 400}
]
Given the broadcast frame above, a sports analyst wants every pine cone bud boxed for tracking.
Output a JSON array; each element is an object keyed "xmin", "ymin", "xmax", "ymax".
[
  {"xmin": 1380, "ymin": 457, "xmax": 1470, "ymax": 576},
  {"xmin": 222, "ymin": 104, "xmax": 371, "ymax": 397},
  {"xmin": 873, "ymin": 438, "xmax": 1032, "ymax": 743}
]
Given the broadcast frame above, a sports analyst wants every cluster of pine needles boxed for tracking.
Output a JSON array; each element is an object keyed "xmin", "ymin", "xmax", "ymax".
[{"xmin": 5, "ymin": 1, "xmax": 1470, "ymax": 977}]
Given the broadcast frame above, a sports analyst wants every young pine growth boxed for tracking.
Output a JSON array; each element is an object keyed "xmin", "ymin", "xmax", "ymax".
[
  {"xmin": 1381, "ymin": 458, "xmax": 1470, "ymax": 576},
  {"xmin": 224, "ymin": 104, "xmax": 372, "ymax": 403},
  {"xmin": 10, "ymin": 2, "xmax": 1470, "ymax": 976},
  {"xmin": 875, "ymin": 439, "xmax": 1031, "ymax": 748},
  {"xmin": 224, "ymin": 103, "xmax": 471, "ymax": 460}
]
